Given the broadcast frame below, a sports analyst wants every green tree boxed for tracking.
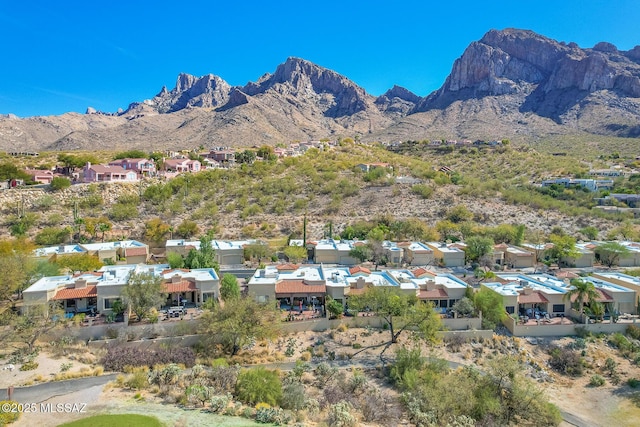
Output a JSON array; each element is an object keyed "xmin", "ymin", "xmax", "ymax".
[
  {"xmin": 199, "ymin": 297, "xmax": 280, "ymax": 355},
  {"xmin": 56, "ymin": 253, "xmax": 103, "ymax": 272},
  {"xmin": 113, "ymin": 150, "xmax": 147, "ymax": 160},
  {"xmin": 0, "ymin": 162, "xmax": 30, "ymax": 181},
  {"xmin": 348, "ymin": 287, "xmax": 441, "ymax": 358},
  {"xmin": 243, "ymin": 243, "xmax": 271, "ymax": 263},
  {"xmin": 595, "ymin": 242, "xmax": 631, "ymax": 268},
  {"xmin": 120, "ymin": 272, "xmax": 165, "ymax": 322},
  {"xmin": 464, "ymin": 236, "xmax": 495, "ymax": 263},
  {"xmin": 283, "ymin": 245, "xmax": 307, "ymax": 263},
  {"xmin": 236, "ymin": 149, "xmax": 257, "ymax": 164},
  {"xmin": 564, "ymin": 278, "xmax": 598, "ymax": 316},
  {"xmin": 474, "ymin": 287, "xmax": 506, "ymax": 329},
  {"xmin": 176, "ymin": 220, "xmax": 200, "ymax": 239},
  {"xmin": 349, "ymin": 245, "xmax": 373, "ymax": 263},
  {"xmin": 34, "ymin": 227, "xmax": 71, "ymax": 246},
  {"xmin": 580, "ymin": 226, "xmax": 599, "ymax": 240},
  {"xmin": 50, "ymin": 176, "xmax": 71, "ymax": 191},
  {"xmin": 474, "ymin": 268, "xmax": 497, "ymax": 282},
  {"xmin": 545, "ymin": 234, "xmax": 580, "ymax": 267},
  {"xmin": 446, "ymin": 205, "xmax": 474, "ymax": 223},
  {"xmin": 184, "ymin": 235, "xmax": 219, "ymax": 271},
  {"xmin": 235, "ymin": 367, "xmax": 282, "ymax": 406},
  {"xmin": 167, "ymin": 252, "xmax": 185, "ymax": 269},
  {"xmin": 325, "ymin": 296, "xmax": 344, "ymax": 319},
  {"xmin": 435, "ymin": 220, "xmax": 460, "ymax": 242},
  {"xmin": 0, "ymin": 302, "xmax": 66, "ymax": 354},
  {"xmin": 144, "ymin": 218, "xmax": 171, "ymax": 247},
  {"xmin": 220, "ymin": 273, "xmax": 240, "ymax": 301}
]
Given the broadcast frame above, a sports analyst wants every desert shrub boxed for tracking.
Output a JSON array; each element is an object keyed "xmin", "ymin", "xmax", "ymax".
[
  {"xmin": 445, "ymin": 334, "xmax": 468, "ymax": 352},
  {"xmin": 411, "ymin": 184, "xmax": 433, "ymax": 199},
  {"xmin": 235, "ymin": 367, "xmax": 282, "ymax": 406},
  {"xmin": 101, "ymin": 346, "xmax": 195, "ymax": 371},
  {"xmin": 327, "ymin": 401, "xmax": 356, "ymax": 427},
  {"xmin": 628, "ymin": 325, "xmax": 640, "ymax": 340},
  {"xmin": 0, "ymin": 400, "xmax": 21, "ymax": 425},
  {"xmin": 568, "ymin": 337, "xmax": 587, "ymax": 350},
  {"xmin": 548, "ymin": 347, "xmax": 584, "ymax": 376},
  {"xmin": 281, "ymin": 381, "xmax": 306, "ymax": 411},
  {"xmin": 208, "ymin": 365, "xmax": 240, "ymax": 394},
  {"xmin": 50, "ymin": 176, "xmax": 71, "ymax": 191},
  {"xmin": 359, "ymin": 390, "xmax": 401, "ymax": 424},
  {"xmin": 255, "ymin": 406, "xmax": 290, "ymax": 425},
  {"xmin": 589, "ymin": 375, "xmax": 606, "ymax": 387},
  {"xmin": 20, "ymin": 361, "xmax": 39, "ymax": 371},
  {"xmin": 210, "ymin": 393, "xmax": 232, "ymax": 413},
  {"xmin": 125, "ymin": 370, "xmax": 149, "ymax": 390},
  {"xmin": 628, "ymin": 378, "xmax": 640, "ymax": 388}
]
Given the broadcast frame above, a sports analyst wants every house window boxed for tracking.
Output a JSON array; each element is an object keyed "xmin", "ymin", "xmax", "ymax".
[
  {"xmin": 104, "ymin": 298, "xmax": 120, "ymax": 310},
  {"xmin": 439, "ymin": 300, "xmax": 447, "ymax": 308},
  {"xmin": 449, "ymin": 299, "xmax": 457, "ymax": 307},
  {"xmin": 552, "ymin": 304, "xmax": 565, "ymax": 313},
  {"xmin": 66, "ymin": 299, "xmax": 76, "ymax": 308},
  {"xmin": 506, "ymin": 306, "xmax": 515, "ymax": 314}
]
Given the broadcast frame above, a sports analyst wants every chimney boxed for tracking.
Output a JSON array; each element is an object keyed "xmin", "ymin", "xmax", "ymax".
[
  {"xmin": 172, "ymin": 274, "xmax": 181, "ymax": 284},
  {"xmin": 74, "ymin": 279, "xmax": 87, "ymax": 289},
  {"xmin": 356, "ymin": 277, "xmax": 365, "ymax": 289}
]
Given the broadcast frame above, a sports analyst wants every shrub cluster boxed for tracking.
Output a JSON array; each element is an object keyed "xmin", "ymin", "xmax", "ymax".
[{"xmin": 101, "ymin": 346, "xmax": 195, "ymax": 371}]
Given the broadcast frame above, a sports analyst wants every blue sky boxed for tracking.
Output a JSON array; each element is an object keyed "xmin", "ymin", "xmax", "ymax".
[{"xmin": 1, "ymin": 0, "xmax": 638, "ymax": 117}]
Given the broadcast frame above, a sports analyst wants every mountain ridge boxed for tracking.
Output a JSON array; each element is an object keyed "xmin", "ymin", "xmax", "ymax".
[{"xmin": 1, "ymin": 28, "xmax": 639, "ymax": 151}]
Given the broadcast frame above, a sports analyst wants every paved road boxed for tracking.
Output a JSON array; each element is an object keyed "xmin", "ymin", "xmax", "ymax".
[{"xmin": 0, "ymin": 374, "xmax": 117, "ymax": 404}]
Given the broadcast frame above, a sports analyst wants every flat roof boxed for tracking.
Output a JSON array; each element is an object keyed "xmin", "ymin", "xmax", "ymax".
[
  {"xmin": 33, "ymin": 245, "xmax": 85, "ymax": 257},
  {"xmin": 81, "ymin": 240, "xmax": 146, "ymax": 251}
]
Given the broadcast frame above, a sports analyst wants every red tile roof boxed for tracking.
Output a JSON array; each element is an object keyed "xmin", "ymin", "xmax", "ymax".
[
  {"xmin": 518, "ymin": 292, "xmax": 549, "ymax": 304},
  {"xmin": 163, "ymin": 280, "xmax": 198, "ymax": 293},
  {"xmin": 275, "ymin": 280, "xmax": 326, "ymax": 295},
  {"xmin": 554, "ymin": 271, "xmax": 579, "ymax": 279},
  {"xmin": 125, "ymin": 247, "xmax": 148, "ymax": 257},
  {"xmin": 349, "ymin": 266, "xmax": 371, "ymax": 275},
  {"xmin": 419, "ymin": 288, "xmax": 448, "ymax": 299},
  {"xmin": 276, "ymin": 264, "xmax": 299, "ymax": 271},
  {"xmin": 53, "ymin": 285, "xmax": 98, "ymax": 300},
  {"xmin": 412, "ymin": 268, "xmax": 435, "ymax": 278}
]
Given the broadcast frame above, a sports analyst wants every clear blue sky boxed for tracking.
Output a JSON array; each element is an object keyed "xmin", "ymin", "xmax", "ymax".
[{"xmin": 1, "ymin": 0, "xmax": 638, "ymax": 117}]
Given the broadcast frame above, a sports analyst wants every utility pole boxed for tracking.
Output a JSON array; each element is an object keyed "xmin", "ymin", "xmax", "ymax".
[{"xmin": 303, "ymin": 213, "xmax": 307, "ymax": 244}]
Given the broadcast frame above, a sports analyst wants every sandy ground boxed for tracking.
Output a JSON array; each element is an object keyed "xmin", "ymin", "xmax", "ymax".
[
  {"xmin": 3, "ymin": 330, "xmax": 640, "ymax": 426},
  {"xmin": 0, "ymin": 352, "xmax": 95, "ymax": 389}
]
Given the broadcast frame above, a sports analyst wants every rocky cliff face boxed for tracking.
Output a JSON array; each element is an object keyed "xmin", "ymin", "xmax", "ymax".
[
  {"xmin": 416, "ymin": 28, "xmax": 640, "ymax": 122},
  {"xmin": 142, "ymin": 73, "xmax": 232, "ymax": 113}
]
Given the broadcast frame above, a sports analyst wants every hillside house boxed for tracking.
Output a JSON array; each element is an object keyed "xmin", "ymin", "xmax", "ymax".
[
  {"xmin": 163, "ymin": 158, "xmax": 201, "ymax": 174},
  {"xmin": 24, "ymin": 169, "xmax": 54, "ymax": 184},
  {"xmin": 83, "ymin": 163, "xmax": 138, "ymax": 183},
  {"xmin": 108, "ymin": 158, "xmax": 156, "ymax": 176}
]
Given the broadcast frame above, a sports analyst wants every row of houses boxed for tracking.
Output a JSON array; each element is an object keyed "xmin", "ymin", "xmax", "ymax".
[
  {"xmin": 82, "ymin": 158, "xmax": 202, "ymax": 183},
  {"xmin": 246, "ymin": 264, "xmax": 640, "ymax": 320},
  {"xmin": 484, "ymin": 272, "xmax": 640, "ymax": 318},
  {"xmin": 23, "ymin": 264, "xmax": 219, "ymax": 314}
]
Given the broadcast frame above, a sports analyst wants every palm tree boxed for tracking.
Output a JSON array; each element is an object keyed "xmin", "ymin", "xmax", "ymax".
[
  {"xmin": 564, "ymin": 278, "xmax": 599, "ymax": 316},
  {"xmin": 475, "ymin": 267, "xmax": 497, "ymax": 283}
]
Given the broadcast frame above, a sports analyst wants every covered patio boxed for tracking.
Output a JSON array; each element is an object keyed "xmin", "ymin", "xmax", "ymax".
[
  {"xmin": 52, "ymin": 285, "xmax": 98, "ymax": 315},
  {"xmin": 275, "ymin": 280, "xmax": 326, "ymax": 320}
]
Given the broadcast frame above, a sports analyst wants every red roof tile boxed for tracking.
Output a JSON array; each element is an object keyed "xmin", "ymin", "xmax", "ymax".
[
  {"xmin": 419, "ymin": 288, "xmax": 448, "ymax": 299},
  {"xmin": 163, "ymin": 280, "xmax": 198, "ymax": 293},
  {"xmin": 349, "ymin": 266, "xmax": 371, "ymax": 275},
  {"xmin": 275, "ymin": 280, "xmax": 326, "ymax": 295},
  {"xmin": 518, "ymin": 292, "xmax": 549, "ymax": 304},
  {"xmin": 412, "ymin": 268, "xmax": 436, "ymax": 278},
  {"xmin": 571, "ymin": 288, "xmax": 613, "ymax": 303},
  {"xmin": 53, "ymin": 285, "xmax": 98, "ymax": 300},
  {"xmin": 124, "ymin": 247, "xmax": 148, "ymax": 257},
  {"xmin": 276, "ymin": 264, "xmax": 299, "ymax": 271}
]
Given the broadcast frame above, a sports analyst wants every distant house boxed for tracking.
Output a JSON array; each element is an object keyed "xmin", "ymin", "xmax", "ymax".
[
  {"xmin": 207, "ymin": 150, "xmax": 235, "ymax": 164},
  {"xmin": 24, "ymin": 169, "xmax": 54, "ymax": 184},
  {"xmin": 163, "ymin": 158, "xmax": 201, "ymax": 174},
  {"xmin": 108, "ymin": 158, "xmax": 156, "ymax": 176},
  {"xmin": 357, "ymin": 163, "xmax": 392, "ymax": 173},
  {"xmin": 83, "ymin": 162, "xmax": 138, "ymax": 183}
]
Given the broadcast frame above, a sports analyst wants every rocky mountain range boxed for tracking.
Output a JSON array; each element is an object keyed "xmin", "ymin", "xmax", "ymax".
[{"xmin": 1, "ymin": 28, "xmax": 639, "ymax": 152}]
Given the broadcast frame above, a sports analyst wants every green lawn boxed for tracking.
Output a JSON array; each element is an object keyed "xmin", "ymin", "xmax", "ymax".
[{"xmin": 58, "ymin": 414, "xmax": 163, "ymax": 427}]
